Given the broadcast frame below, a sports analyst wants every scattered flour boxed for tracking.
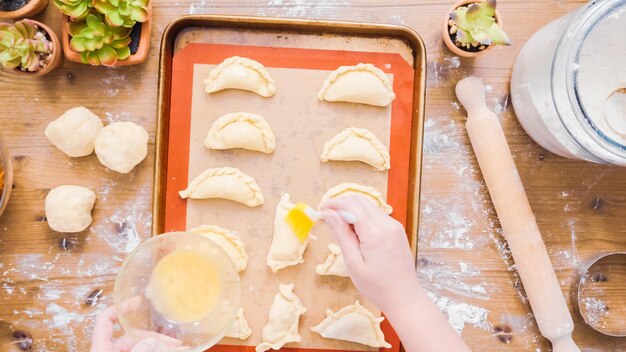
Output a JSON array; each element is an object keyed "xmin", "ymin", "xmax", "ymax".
[
  {"xmin": 46, "ymin": 303, "xmax": 86, "ymax": 328},
  {"xmin": 444, "ymin": 56, "xmax": 461, "ymax": 69},
  {"xmin": 259, "ymin": 0, "xmax": 351, "ymax": 18},
  {"xmin": 580, "ymin": 297, "xmax": 609, "ymax": 327},
  {"xmin": 428, "ymin": 291, "xmax": 490, "ymax": 334},
  {"xmin": 418, "ymin": 259, "xmax": 488, "ymax": 299}
]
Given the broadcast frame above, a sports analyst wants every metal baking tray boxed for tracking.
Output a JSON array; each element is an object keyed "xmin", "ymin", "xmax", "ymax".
[{"xmin": 153, "ymin": 15, "xmax": 426, "ymax": 352}]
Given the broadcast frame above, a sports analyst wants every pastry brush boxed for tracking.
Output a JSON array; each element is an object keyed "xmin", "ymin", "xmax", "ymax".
[{"xmin": 286, "ymin": 203, "xmax": 357, "ymax": 243}]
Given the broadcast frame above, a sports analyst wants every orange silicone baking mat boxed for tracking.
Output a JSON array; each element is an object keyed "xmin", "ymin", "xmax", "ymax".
[{"xmin": 164, "ymin": 43, "xmax": 414, "ymax": 352}]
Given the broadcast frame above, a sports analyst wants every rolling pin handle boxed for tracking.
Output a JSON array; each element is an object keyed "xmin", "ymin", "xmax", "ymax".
[{"xmin": 551, "ymin": 336, "xmax": 581, "ymax": 352}]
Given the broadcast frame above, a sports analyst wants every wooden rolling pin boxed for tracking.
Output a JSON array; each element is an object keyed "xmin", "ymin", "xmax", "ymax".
[{"xmin": 456, "ymin": 77, "xmax": 580, "ymax": 352}]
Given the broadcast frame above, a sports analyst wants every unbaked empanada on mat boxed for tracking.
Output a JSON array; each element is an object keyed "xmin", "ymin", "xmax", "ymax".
[{"xmin": 164, "ymin": 43, "xmax": 414, "ymax": 352}]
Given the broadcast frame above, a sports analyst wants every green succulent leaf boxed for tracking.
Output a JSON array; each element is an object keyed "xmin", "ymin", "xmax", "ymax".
[
  {"xmin": 22, "ymin": 52, "xmax": 40, "ymax": 72},
  {"xmin": 1, "ymin": 56, "xmax": 21, "ymax": 70},
  {"xmin": 86, "ymin": 51, "xmax": 101, "ymax": 65},
  {"xmin": 110, "ymin": 36, "xmax": 131, "ymax": 49},
  {"xmin": 450, "ymin": 0, "xmax": 511, "ymax": 47},
  {"xmin": 98, "ymin": 45, "xmax": 119, "ymax": 66},
  {"xmin": 115, "ymin": 45, "xmax": 131, "ymax": 60},
  {"xmin": 483, "ymin": 23, "xmax": 512, "ymax": 45},
  {"xmin": 131, "ymin": 7, "xmax": 149, "ymax": 23},
  {"xmin": 68, "ymin": 21, "xmax": 87, "ymax": 37},
  {"xmin": 53, "ymin": 0, "xmax": 92, "ymax": 20},
  {"xmin": 0, "ymin": 49, "xmax": 20, "ymax": 63}
]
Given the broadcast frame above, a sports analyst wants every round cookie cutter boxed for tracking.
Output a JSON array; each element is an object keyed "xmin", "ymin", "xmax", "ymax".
[{"xmin": 571, "ymin": 252, "xmax": 626, "ymax": 337}]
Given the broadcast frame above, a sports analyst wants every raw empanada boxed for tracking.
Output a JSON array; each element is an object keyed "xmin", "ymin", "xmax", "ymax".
[
  {"xmin": 179, "ymin": 167, "xmax": 264, "ymax": 207},
  {"xmin": 318, "ymin": 63, "xmax": 395, "ymax": 107},
  {"xmin": 311, "ymin": 301, "xmax": 391, "ymax": 348},
  {"xmin": 256, "ymin": 283, "xmax": 307, "ymax": 352},
  {"xmin": 315, "ymin": 243, "xmax": 349, "ymax": 277},
  {"xmin": 319, "ymin": 183, "xmax": 392, "ymax": 214},
  {"xmin": 267, "ymin": 194, "xmax": 312, "ymax": 273},
  {"xmin": 189, "ymin": 224, "xmax": 248, "ymax": 272},
  {"xmin": 205, "ymin": 112, "xmax": 276, "ymax": 154},
  {"xmin": 321, "ymin": 127, "xmax": 390, "ymax": 171},
  {"xmin": 224, "ymin": 308, "xmax": 252, "ymax": 340},
  {"xmin": 205, "ymin": 56, "xmax": 276, "ymax": 97}
]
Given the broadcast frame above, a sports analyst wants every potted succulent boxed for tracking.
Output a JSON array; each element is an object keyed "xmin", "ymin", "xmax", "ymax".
[
  {"xmin": 0, "ymin": 0, "xmax": 49, "ymax": 20},
  {"xmin": 442, "ymin": 0, "xmax": 511, "ymax": 58},
  {"xmin": 55, "ymin": 0, "xmax": 151, "ymax": 66},
  {"xmin": 0, "ymin": 19, "xmax": 62, "ymax": 76}
]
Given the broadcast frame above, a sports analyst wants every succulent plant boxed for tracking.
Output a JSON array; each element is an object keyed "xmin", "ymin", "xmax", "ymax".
[
  {"xmin": 0, "ymin": 20, "xmax": 53, "ymax": 72},
  {"xmin": 68, "ymin": 12, "xmax": 132, "ymax": 66},
  {"xmin": 449, "ymin": 0, "xmax": 511, "ymax": 50},
  {"xmin": 93, "ymin": 0, "xmax": 150, "ymax": 28},
  {"xmin": 53, "ymin": 0, "xmax": 93, "ymax": 21}
]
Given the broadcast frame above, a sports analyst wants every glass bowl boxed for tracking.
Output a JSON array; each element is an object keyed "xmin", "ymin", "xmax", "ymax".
[
  {"xmin": 0, "ymin": 132, "xmax": 12, "ymax": 218},
  {"xmin": 114, "ymin": 232, "xmax": 240, "ymax": 351}
]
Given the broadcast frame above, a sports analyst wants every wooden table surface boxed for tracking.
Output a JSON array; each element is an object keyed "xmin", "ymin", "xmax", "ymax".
[{"xmin": 1, "ymin": 0, "xmax": 625, "ymax": 351}]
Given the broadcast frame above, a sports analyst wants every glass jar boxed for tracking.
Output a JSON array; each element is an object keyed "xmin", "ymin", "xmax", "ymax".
[{"xmin": 511, "ymin": 0, "xmax": 626, "ymax": 165}]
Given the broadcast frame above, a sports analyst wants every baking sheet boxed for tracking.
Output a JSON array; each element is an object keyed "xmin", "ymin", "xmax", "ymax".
[{"xmin": 155, "ymin": 17, "xmax": 426, "ymax": 352}]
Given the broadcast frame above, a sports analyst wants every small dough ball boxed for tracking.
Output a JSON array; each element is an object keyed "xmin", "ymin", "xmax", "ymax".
[
  {"xmin": 45, "ymin": 107, "xmax": 104, "ymax": 157},
  {"xmin": 45, "ymin": 185, "xmax": 96, "ymax": 233},
  {"xmin": 94, "ymin": 122, "xmax": 149, "ymax": 174}
]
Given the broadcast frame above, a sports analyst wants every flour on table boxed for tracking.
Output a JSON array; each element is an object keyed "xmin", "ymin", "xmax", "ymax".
[
  {"xmin": 418, "ymin": 259, "xmax": 488, "ymax": 300},
  {"xmin": 427, "ymin": 291, "xmax": 490, "ymax": 334}
]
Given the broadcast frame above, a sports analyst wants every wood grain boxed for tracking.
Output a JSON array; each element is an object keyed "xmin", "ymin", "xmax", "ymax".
[{"xmin": 0, "ymin": 1, "xmax": 624, "ymax": 351}]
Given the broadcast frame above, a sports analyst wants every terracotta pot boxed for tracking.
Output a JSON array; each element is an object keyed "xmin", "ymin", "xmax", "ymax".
[
  {"xmin": 0, "ymin": 19, "xmax": 62, "ymax": 76},
  {"xmin": 61, "ymin": 3, "xmax": 152, "ymax": 67},
  {"xmin": 442, "ymin": 0, "xmax": 504, "ymax": 58},
  {"xmin": 0, "ymin": 0, "xmax": 49, "ymax": 20},
  {"xmin": 0, "ymin": 132, "xmax": 12, "ymax": 219}
]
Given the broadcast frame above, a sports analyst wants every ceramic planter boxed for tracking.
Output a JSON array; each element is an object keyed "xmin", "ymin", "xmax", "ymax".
[
  {"xmin": 442, "ymin": 0, "xmax": 504, "ymax": 58},
  {"xmin": 61, "ymin": 3, "xmax": 152, "ymax": 67},
  {"xmin": 0, "ymin": 0, "xmax": 49, "ymax": 20},
  {"xmin": 0, "ymin": 19, "xmax": 62, "ymax": 76}
]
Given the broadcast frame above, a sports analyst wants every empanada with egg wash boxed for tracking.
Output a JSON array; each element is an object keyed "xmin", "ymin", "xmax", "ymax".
[
  {"xmin": 321, "ymin": 127, "xmax": 390, "ymax": 170},
  {"xmin": 267, "ymin": 194, "xmax": 312, "ymax": 273},
  {"xmin": 205, "ymin": 112, "xmax": 276, "ymax": 154},
  {"xmin": 179, "ymin": 167, "xmax": 264, "ymax": 207},
  {"xmin": 318, "ymin": 63, "xmax": 395, "ymax": 107},
  {"xmin": 205, "ymin": 56, "xmax": 276, "ymax": 97}
]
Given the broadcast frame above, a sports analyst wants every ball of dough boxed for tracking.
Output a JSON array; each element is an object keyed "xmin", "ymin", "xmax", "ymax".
[
  {"xmin": 45, "ymin": 185, "xmax": 96, "ymax": 233},
  {"xmin": 94, "ymin": 122, "xmax": 149, "ymax": 174},
  {"xmin": 45, "ymin": 107, "xmax": 104, "ymax": 157}
]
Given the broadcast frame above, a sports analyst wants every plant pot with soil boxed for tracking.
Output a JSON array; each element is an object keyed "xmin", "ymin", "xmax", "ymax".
[
  {"xmin": 443, "ymin": 0, "xmax": 511, "ymax": 58},
  {"xmin": 55, "ymin": 0, "xmax": 151, "ymax": 66},
  {"xmin": 0, "ymin": 19, "xmax": 62, "ymax": 76},
  {"xmin": 0, "ymin": 0, "xmax": 49, "ymax": 20}
]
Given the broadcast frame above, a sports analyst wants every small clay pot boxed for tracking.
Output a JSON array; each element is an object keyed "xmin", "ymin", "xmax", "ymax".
[
  {"xmin": 0, "ymin": 19, "xmax": 63, "ymax": 76},
  {"xmin": 442, "ymin": 0, "xmax": 504, "ymax": 58},
  {"xmin": 61, "ymin": 3, "xmax": 152, "ymax": 67},
  {"xmin": 0, "ymin": 132, "xmax": 12, "ymax": 219},
  {"xmin": 0, "ymin": 0, "xmax": 49, "ymax": 20}
]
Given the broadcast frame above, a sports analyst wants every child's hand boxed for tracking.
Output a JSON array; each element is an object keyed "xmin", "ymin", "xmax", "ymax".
[
  {"xmin": 90, "ymin": 301, "xmax": 189, "ymax": 352},
  {"xmin": 321, "ymin": 194, "xmax": 421, "ymax": 313}
]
